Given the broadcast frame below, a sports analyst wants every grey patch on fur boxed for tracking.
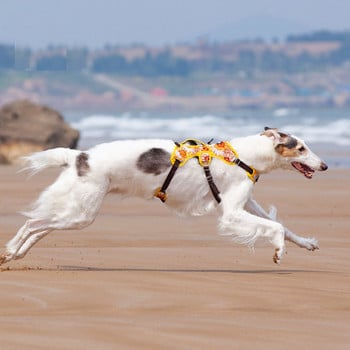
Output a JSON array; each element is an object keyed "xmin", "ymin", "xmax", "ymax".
[
  {"xmin": 280, "ymin": 134, "xmax": 298, "ymax": 149},
  {"xmin": 76, "ymin": 152, "xmax": 90, "ymax": 176},
  {"xmin": 137, "ymin": 148, "xmax": 171, "ymax": 175}
]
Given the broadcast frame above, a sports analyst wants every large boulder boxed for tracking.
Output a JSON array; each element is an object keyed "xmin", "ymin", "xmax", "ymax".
[{"xmin": 0, "ymin": 100, "xmax": 79, "ymax": 164}]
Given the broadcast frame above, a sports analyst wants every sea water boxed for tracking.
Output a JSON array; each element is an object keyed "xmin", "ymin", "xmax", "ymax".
[{"xmin": 66, "ymin": 108, "xmax": 350, "ymax": 168}]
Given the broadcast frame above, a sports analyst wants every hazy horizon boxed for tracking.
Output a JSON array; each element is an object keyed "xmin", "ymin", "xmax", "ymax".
[{"xmin": 1, "ymin": 0, "xmax": 350, "ymax": 49}]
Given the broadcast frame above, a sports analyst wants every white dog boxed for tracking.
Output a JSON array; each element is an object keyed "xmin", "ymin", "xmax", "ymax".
[{"xmin": 0, "ymin": 127, "xmax": 327, "ymax": 265}]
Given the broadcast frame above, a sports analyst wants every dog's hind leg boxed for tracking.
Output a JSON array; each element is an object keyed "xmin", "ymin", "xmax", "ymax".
[
  {"xmin": 245, "ymin": 198, "xmax": 319, "ymax": 251},
  {"xmin": 0, "ymin": 180, "xmax": 110, "ymax": 265},
  {"xmin": 0, "ymin": 214, "xmax": 98, "ymax": 265},
  {"xmin": 0, "ymin": 219, "xmax": 53, "ymax": 264},
  {"xmin": 12, "ymin": 229, "xmax": 52, "ymax": 260}
]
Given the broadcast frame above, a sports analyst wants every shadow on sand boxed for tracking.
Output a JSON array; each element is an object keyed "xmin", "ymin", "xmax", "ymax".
[{"xmin": 1, "ymin": 265, "xmax": 332, "ymax": 275}]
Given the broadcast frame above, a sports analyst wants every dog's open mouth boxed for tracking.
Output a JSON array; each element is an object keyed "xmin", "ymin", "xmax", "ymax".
[{"xmin": 291, "ymin": 162, "xmax": 315, "ymax": 179}]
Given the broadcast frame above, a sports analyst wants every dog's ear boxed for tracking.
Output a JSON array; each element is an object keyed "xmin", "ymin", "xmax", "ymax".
[
  {"xmin": 263, "ymin": 126, "xmax": 279, "ymax": 135},
  {"xmin": 262, "ymin": 127, "xmax": 296, "ymax": 148},
  {"xmin": 261, "ymin": 127, "xmax": 286, "ymax": 146}
]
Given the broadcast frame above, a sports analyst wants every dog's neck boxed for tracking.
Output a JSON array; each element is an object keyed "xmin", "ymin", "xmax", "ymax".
[{"xmin": 230, "ymin": 134, "xmax": 278, "ymax": 174}]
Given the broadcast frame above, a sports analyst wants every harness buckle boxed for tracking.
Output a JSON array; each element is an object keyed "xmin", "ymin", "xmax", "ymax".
[
  {"xmin": 247, "ymin": 168, "xmax": 259, "ymax": 183},
  {"xmin": 154, "ymin": 187, "xmax": 167, "ymax": 203}
]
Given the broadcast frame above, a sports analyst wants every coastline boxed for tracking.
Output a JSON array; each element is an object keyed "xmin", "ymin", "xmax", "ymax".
[{"xmin": 0, "ymin": 165, "xmax": 349, "ymax": 349}]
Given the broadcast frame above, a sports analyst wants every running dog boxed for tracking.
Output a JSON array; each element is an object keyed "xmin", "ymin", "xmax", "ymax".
[{"xmin": 0, "ymin": 127, "xmax": 328, "ymax": 265}]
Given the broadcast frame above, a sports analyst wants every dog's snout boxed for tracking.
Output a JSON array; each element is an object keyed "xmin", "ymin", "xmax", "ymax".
[{"xmin": 320, "ymin": 162, "xmax": 328, "ymax": 171}]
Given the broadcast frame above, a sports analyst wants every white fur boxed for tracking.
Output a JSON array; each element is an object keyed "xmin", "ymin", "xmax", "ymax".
[{"xmin": 0, "ymin": 129, "xmax": 327, "ymax": 265}]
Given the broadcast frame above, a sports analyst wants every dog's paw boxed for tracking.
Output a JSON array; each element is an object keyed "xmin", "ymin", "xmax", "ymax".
[
  {"xmin": 302, "ymin": 237, "xmax": 319, "ymax": 251},
  {"xmin": 0, "ymin": 254, "xmax": 8, "ymax": 266},
  {"xmin": 273, "ymin": 247, "xmax": 285, "ymax": 264},
  {"xmin": 0, "ymin": 252, "xmax": 13, "ymax": 265}
]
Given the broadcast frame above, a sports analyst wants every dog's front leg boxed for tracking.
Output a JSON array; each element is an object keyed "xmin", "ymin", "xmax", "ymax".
[
  {"xmin": 219, "ymin": 185, "xmax": 286, "ymax": 263},
  {"xmin": 245, "ymin": 198, "xmax": 319, "ymax": 251}
]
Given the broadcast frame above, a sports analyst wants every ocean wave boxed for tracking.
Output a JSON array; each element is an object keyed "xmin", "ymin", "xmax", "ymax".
[
  {"xmin": 71, "ymin": 112, "xmax": 350, "ymax": 147},
  {"xmin": 283, "ymin": 119, "xmax": 350, "ymax": 146}
]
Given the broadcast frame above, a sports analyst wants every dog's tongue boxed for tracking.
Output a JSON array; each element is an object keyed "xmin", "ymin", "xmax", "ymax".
[{"xmin": 292, "ymin": 162, "xmax": 315, "ymax": 179}]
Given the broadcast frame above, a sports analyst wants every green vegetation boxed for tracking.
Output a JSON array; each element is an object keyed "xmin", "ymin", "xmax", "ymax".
[
  {"xmin": 1, "ymin": 30, "xmax": 350, "ymax": 78},
  {"xmin": 0, "ymin": 44, "xmax": 15, "ymax": 69},
  {"xmin": 92, "ymin": 50, "xmax": 190, "ymax": 77},
  {"xmin": 287, "ymin": 30, "xmax": 350, "ymax": 42}
]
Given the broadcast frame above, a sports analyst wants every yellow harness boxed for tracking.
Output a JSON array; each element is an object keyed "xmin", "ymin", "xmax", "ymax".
[
  {"xmin": 155, "ymin": 139, "xmax": 259, "ymax": 203},
  {"xmin": 171, "ymin": 139, "xmax": 258, "ymax": 182}
]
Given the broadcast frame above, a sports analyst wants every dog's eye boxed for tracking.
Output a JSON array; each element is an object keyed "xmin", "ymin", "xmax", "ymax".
[{"xmin": 298, "ymin": 146, "xmax": 306, "ymax": 153}]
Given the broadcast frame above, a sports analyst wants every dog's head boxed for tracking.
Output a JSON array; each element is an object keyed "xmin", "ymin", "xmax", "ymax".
[{"xmin": 262, "ymin": 127, "xmax": 328, "ymax": 178}]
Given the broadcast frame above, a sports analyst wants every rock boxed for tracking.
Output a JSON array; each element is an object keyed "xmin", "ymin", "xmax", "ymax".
[{"xmin": 0, "ymin": 99, "xmax": 79, "ymax": 164}]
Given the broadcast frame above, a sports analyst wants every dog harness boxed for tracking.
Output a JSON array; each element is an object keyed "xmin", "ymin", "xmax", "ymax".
[{"xmin": 154, "ymin": 139, "xmax": 259, "ymax": 204}]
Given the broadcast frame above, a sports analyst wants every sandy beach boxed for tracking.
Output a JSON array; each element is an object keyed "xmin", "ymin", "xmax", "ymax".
[{"xmin": 0, "ymin": 165, "xmax": 349, "ymax": 349}]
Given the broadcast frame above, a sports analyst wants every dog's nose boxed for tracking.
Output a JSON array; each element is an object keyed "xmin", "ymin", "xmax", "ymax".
[{"xmin": 320, "ymin": 162, "xmax": 328, "ymax": 171}]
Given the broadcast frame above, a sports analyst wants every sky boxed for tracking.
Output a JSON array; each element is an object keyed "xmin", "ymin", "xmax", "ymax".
[{"xmin": 1, "ymin": 0, "xmax": 350, "ymax": 48}]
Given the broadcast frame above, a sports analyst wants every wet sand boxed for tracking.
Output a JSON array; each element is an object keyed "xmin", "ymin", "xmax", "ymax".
[{"xmin": 0, "ymin": 165, "xmax": 349, "ymax": 349}]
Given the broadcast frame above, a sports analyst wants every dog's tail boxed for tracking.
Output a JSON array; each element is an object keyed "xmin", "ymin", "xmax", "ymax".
[{"xmin": 21, "ymin": 147, "xmax": 80, "ymax": 175}]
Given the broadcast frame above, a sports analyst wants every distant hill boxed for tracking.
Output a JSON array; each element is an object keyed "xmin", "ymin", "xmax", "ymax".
[{"xmin": 206, "ymin": 15, "xmax": 310, "ymax": 42}]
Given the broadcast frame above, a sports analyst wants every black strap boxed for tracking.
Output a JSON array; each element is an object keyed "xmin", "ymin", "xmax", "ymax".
[
  {"xmin": 203, "ymin": 166, "xmax": 221, "ymax": 203},
  {"xmin": 154, "ymin": 159, "xmax": 180, "ymax": 202},
  {"xmin": 234, "ymin": 158, "xmax": 254, "ymax": 176}
]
